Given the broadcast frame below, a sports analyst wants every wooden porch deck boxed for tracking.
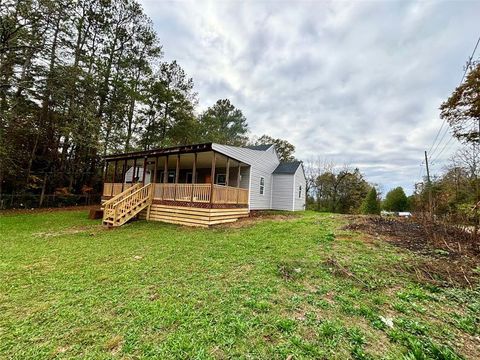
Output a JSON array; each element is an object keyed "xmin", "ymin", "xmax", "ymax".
[{"xmin": 103, "ymin": 183, "xmax": 249, "ymax": 206}]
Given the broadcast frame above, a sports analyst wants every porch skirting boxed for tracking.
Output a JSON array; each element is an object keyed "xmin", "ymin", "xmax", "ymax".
[{"xmin": 138, "ymin": 204, "xmax": 249, "ymax": 227}]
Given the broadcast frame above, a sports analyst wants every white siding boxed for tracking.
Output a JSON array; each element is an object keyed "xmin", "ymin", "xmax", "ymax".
[
  {"xmin": 272, "ymin": 174, "xmax": 294, "ymax": 210},
  {"xmin": 212, "ymin": 144, "xmax": 280, "ymax": 210},
  {"xmin": 293, "ymin": 165, "xmax": 306, "ymax": 211}
]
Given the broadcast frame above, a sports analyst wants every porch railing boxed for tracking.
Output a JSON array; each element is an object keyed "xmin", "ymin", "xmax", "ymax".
[
  {"xmin": 103, "ymin": 183, "xmax": 249, "ymax": 205},
  {"xmin": 103, "ymin": 182, "xmax": 134, "ymax": 197}
]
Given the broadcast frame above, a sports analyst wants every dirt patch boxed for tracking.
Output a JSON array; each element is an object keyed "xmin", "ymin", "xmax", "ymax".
[
  {"xmin": 323, "ymin": 257, "xmax": 372, "ymax": 289},
  {"xmin": 33, "ymin": 224, "xmax": 103, "ymax": 239},
  {"xmin": 0, "ymin": 205, "xmax": 98, "ymax": 216},
  {"xmin": 220, "ymin": 211, "xmax": 299, "ymax": 228},
  {"xmin": 344, "ymin": 216, "xmax": 480, "ymax": 287},
  {"xmin": 104, "ymin": 335, "xmax": 123, "ymax": 354}
]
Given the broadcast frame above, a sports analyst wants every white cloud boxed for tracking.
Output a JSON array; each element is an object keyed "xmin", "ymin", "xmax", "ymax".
[{"xmin": 139, "ymin": 0, "xmax": 478, "ymax": 193}]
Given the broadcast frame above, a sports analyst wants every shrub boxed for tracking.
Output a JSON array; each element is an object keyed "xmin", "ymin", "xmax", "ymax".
[{"xmin": 361, "ymin": 188, "xmax": 380, "ymax": 215}]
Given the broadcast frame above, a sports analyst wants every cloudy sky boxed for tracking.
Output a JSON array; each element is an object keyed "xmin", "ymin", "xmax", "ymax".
[{"xmin": 140, "ymin": 0, "xmax": 479, "ymax": 194}]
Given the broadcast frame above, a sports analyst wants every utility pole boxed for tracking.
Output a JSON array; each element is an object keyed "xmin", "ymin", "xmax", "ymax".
[
  {"xmin": 475, "ymin": 118, "xmax": 480, "ymax": 239},
  {"xmin": 424, "ymin": 150, "xmax": 433, "ymax": 219}
]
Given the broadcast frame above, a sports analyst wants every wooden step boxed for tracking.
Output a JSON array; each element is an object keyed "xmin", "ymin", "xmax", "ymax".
[{"xmin": 137, "ymin": 204, "xmax": 250, "ymax": 227}]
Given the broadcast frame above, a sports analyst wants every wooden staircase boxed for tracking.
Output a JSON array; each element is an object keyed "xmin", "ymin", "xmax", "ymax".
[{"xmin": 103, "ymin": 183, "xmax": 153, "ymax": 227}]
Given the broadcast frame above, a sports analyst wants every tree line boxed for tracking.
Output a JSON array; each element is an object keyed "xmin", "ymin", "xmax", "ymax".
[
  {"xmin": 0, "ymin": 0, "xmax": 296, "ymax": 205},
  {"xmin": 303, "ymin": 159, "xmax": 410, "ymax": 215}
]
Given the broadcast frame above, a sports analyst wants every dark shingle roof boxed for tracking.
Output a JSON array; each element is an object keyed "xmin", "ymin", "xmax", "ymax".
[
  {"xmin": 244, "ymin": 144, "xmax": 273, "ymax": 151},
  {"xmin": 273, "ymin": 161, "xmax": 302, "ymax": 174}
]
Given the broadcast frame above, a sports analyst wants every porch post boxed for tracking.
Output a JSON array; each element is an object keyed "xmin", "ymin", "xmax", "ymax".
[
  {"xmin": 103, "ymin": 160, "xmax": 109, "ymax": 183},
  {"xmin": 174, "ymin": 154, "xmax": 180, "ymax": 200},
  {"xmin": 237, "ymin": 164, "xmax": 241, "ymax": 204},
  {"xmin": 132, "ymin": 158, "xmax": 137, "ymax": 183},
  {"xmin": 113, "ymin": 160, "xmax": 118, "ymax": 183},
  {"xmin": 153, "ymin": 156, "xmax": 158, "ymax": 183},
  {"xmin": 190, "ymin": 153, "xmax": 197, "ymax": 204},
  {"xmin": 163, "ymin": 155, "xmax": 168, "ymax": 183},
  {"xmin": 192, "ymin": 153, "xmax": 197, "ymax": 184},
  {"xmin": 142, "ymin": 156, "xmax": 147, "ymax": 184},
  {"xmin": 225, "ymin": 157, "xmax": 230, "ymax": 187},
  {"xmin": 111, "ymin": 160, "xmax": 118, "ymax": 196},
  {"xmin": 104, "ymin": 161, "xmax": 109, "ymax": 197},
  {"xmin": 122, "ymin": 159, "xmax": 127, "ymax": 191},
  {"xmin": 175, "ymin": 154, "xmax": 180, "ymax": 183},
  {"xmin": 209, "ymin": 152, "xmax": 216, "ymax": 205},
  {"xmin": 163, "ymin": 155, "xmax": 168, "ymax": 200},
  {"xmin": 237, "ymin": 164, "xmax": 241, "ymax": 187}
]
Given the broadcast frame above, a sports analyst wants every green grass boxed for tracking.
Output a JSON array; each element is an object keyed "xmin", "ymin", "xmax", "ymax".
[{"xmin": 0, "ymin": 210, "xmax": 478, "ymax": 359}]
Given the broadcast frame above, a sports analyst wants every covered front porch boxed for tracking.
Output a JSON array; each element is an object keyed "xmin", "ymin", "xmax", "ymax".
[{"xmin": 102, "ymin": 143, "xmax": 250, "ymax": 208}]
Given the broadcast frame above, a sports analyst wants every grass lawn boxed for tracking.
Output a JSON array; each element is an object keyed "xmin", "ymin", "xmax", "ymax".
[{"xmin": 0, "ymin": 210, "xmax": 478, "ymax": 359}]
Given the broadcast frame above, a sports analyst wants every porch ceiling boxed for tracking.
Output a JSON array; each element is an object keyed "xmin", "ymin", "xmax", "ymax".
[
  {"xmin": 103, "ymin": 143, "xmax": 213, "ymax": 161},
  {"xmin": 104, "ymin": 143, "xmax": 248, "ymax": 167}
]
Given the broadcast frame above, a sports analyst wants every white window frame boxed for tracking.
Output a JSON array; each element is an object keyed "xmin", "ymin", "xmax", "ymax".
[
  {"xmin": 259, "ymin": 177, "xmax": 265, "ymax": 195},
  {"xmin": 298, "ymin": 185, "xmax": 302, "ymax": 198}
]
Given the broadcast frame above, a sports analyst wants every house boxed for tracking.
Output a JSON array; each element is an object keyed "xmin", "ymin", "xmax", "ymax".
[{"xmin": 101, "ymin": 142, "xmax": 306, "ymax": 227}]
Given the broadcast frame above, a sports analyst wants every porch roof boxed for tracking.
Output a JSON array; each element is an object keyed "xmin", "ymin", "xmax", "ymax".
[
  {"xmin": 103, "ymin": 143, "xmax": 213, "ymax": 161},
  {"xmin": 103, "ymin": 142, "xmax": 249, "ymax": 166}
]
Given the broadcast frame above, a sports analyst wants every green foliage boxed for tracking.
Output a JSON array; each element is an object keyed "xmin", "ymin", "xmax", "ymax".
[
  {"xmin": 139, "ymin": 61, "xmax": 198, "ymax": 150},
  {"xmin": 440, "ymin": 63, "xmax": 480, "ymax": 144},
  {"xmin": 197, "ymin": 99, "xmax": 249, "ymax": 146},
  {"xmin": 314, "ymin": 168, "xmax": 371, "ymax": 214},
  {"xmin": 411, "ymin": 143, "xmax": 479, "ymax": 230},
  {"xmin": 252, "ymin": 134, "xmax": 296, "ymax": 161},
  {"xmin": 361, "ymin": 188, "xmax": 381, "ymax": 214},
  {"xmin": 0, "ymin": 1, "xmax": 251, "ymax": 198},
  {"xmin": 383, "ymin": 187, "xmax": 409, "ymax": 212}
]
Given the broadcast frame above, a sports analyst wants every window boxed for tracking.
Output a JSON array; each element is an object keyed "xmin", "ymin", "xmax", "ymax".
[
  {"xmin": 216, "ymin": 173, "xmax": 226, "ymax": 186},
  {"xmin": 260, "ymin": 177, "xmax": 265, "ymax": 195},
  {"xmin": 298, "ymin": 185, "xmax": 302, "ymax": 198},
  {"xmin": 160, "ymin": 171, "xmax": 176, "ymax": 183}
]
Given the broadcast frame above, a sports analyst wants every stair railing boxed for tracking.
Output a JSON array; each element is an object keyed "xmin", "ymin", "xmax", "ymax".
[
  {"xmin": 103, "ymin": 183, "xmax": 141, "ymax": 222},
  {"xmin": 110, "ymin": 183, "xmax": 153, "ymax": 226}
]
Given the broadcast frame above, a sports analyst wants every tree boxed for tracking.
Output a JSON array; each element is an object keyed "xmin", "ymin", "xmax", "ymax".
[
  {"xmin": 361, "ymin": 187, "xmax": 381, "ymax": 214},
  {"xmin": 139, "ymin": 61, "xmax": 197, "ymax": 150},
  {"xmin": 440, "ymin": 63, "xmax": 480, "ymax": 144},
  {"xmin": 252, "ymin": 135, "xmax": 296, "ymax": 161},
  {"xmin": 0, "ymin": 0, "xmax": 200, "ymax": 206},
  {"xmin": 314, "ymin": 165, "xmax": 371, "ymax": 214},
  {"xmin": 198, "ymin": 99, "xmax": 249, "ymax": 145},
  {"xmin": 383, "ymin": 187, "xmax": 409, "ymax": 212}
]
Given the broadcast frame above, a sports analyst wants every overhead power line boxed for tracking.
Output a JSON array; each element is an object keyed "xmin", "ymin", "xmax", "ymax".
[
  {"xmin": 427, "ymin": 34, "xmax": 480, "ymax": 160},
  {"xmin": 423, "ymin": 34, "xmax": 480, "ymax": 176}
]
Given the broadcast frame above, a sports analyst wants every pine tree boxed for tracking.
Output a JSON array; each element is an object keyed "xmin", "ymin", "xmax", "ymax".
[
  {"xmin": 361, "ymin": 188, "xmax": 381, "ymax": 214},
  {"xmin": 198, "ymin": 99, "xmax": 249, "ymax": 146}
]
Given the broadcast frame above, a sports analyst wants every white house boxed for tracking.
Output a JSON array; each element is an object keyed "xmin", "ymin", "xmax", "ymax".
[{"xmin": 102, "ymin": 142, "xmax": 306, "ymax": 227}]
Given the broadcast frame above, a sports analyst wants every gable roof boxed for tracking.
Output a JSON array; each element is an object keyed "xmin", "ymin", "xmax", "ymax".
[
  {"xmin": 211, "ymin": 143, "xmax": 278, "ymax": 166},
  {"xmin": 273, "ymin": 161, "xmax": 302, "ymax": 174},
  {"xmin": 244, "ymin": 144, "xmax": 274, "ymax": 151}
]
